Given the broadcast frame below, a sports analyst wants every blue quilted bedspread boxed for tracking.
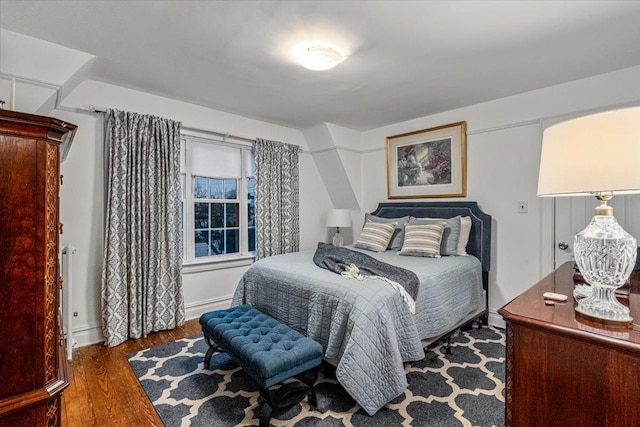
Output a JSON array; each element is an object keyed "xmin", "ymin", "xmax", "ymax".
[{"xmin": 231, "ymin": 246, "xmax": 483, "ymax": 415}]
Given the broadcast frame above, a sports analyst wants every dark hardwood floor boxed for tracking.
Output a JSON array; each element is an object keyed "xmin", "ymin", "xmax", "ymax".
[{"xmin": 61, "ymin": 318, "xmax": 202, "ymax": 427}]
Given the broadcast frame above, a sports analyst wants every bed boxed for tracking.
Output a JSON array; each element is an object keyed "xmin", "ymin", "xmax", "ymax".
[{"xmin": 231, "ymin": 201, "xmax": 492, "ymax": 415}]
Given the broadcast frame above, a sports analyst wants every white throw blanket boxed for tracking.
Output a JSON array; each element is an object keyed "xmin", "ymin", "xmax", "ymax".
[{"xmin": 341, "ymin": 264, "xmax": 416, "ymax": 314}]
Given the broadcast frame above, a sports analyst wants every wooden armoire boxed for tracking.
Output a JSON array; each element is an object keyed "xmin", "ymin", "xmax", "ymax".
[{"xmin": 0, "ymin": 110, "xmax": 77, "ymax": 426}]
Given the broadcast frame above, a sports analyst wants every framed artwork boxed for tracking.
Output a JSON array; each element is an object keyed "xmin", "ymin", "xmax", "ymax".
[{"xmin": 386, "ymin": 121, "xmax": 466, "ymax": 199}]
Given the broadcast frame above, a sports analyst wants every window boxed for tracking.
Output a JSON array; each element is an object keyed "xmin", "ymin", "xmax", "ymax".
[{"xmin": 181, "ymin": 136, "xmax": 255, "ymax": 264}]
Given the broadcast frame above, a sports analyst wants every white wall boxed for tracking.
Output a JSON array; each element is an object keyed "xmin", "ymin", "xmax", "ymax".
[
  {"xmin": 359, "ymin": 65, "xmax": 640, "ymax": 326},
  {"xmin": 55, "ymin": 80, "xmax": 333, "ymax": 346}
]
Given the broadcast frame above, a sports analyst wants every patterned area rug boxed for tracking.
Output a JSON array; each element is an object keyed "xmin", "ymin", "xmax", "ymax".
[{"xmin": 128, "ymin": 326, "xmax": 505, "ymax": 427}]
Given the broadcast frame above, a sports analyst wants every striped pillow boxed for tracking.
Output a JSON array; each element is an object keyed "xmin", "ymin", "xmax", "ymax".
[
  {"xmin": 364, "ymin": 214, "xmax": 410, "ymax": 250},
  {"xmin": 409, "ymin": 216, "xmax": 461, "ymax": 256},
  {"xmin": 399, "ymin": 223, "xmax": 446, "ymax": 258},
  {"xmin": 355, "ymin": 221, "xmax": 398, "ymax": 252}
]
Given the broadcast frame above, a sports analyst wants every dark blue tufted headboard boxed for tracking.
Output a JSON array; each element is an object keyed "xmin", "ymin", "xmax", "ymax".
[{"xmin": 370, "ymin": 201, "xmax": 492, "ymax": 273}]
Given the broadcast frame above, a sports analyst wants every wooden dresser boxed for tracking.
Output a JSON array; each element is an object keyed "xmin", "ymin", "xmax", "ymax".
[
  {"xmin": 0, "ymin": 110, "xmax": 76, "ymax": 426},
  {"xmin": 499, "ymin": 262, "xmax": 640, "ymax": 427}
]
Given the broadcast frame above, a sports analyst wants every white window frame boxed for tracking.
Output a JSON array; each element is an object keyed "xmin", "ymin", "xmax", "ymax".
[{"xmin": 181, "ymin": 134, "xmax": 255, "ymax": 272}]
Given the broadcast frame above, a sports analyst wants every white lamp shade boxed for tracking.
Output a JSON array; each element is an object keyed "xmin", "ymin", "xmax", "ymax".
[
  {"xmin": 326, "ymin": 209, "xmax": 351, "ymax": 228},
  {"xmin": 537, "ymin": 106, "xmax": 640, "ymax": 197}
]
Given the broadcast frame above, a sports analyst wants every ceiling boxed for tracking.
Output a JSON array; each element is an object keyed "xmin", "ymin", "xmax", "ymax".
[{"xmin": 1, "ymin": 1, "xmax": 640, "ymax": 131}]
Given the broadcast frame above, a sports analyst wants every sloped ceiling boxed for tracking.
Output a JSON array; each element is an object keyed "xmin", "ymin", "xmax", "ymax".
[
  {"xmin": 0, "ymin": 29, "xmax": 94, "ymax": 113},
  {"xmin": 1, "ymin": 1, "xmax": 639, "ymax": 131}
]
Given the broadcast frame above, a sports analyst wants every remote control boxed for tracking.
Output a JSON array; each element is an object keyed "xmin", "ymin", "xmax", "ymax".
[{"xmin": 543, "ymin": 292, "xmax": 568, "ymax": 302}]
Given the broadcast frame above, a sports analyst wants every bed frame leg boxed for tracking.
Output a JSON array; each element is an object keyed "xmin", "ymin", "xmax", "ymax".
[
  {"xmin": 445, "ymin": 336, "xmax": 452, "ymax": 355},
  {"xmin": 482, "ymin": 271, "xmax": 490, "ymax": 327},
  {"xmin": 478, "ymin": 316, "xmax": 484, "ymax": 329}
]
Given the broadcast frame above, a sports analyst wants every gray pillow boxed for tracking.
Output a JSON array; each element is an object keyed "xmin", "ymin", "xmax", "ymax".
[
  {"xmin": 364, "ymin": 213, "xmax": 410, "ymax": 250},
  {"xmin": 409, "ymin": 215, "xmax": 461, "ymax": 256}
]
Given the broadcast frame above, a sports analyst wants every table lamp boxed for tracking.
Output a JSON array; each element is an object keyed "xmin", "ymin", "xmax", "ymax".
[
  {"xmin": 537, "ymin": 106, "xmax": 640, "ymax": 324},
  {"xmin": 326, "ymin": 209, "xmax": 351, "ymax": 246}
]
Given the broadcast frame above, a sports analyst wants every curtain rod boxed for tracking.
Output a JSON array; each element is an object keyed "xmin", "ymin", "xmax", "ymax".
[{"xmin": 88, "ymin": 104, "xmax": 256, "ymax": 144}]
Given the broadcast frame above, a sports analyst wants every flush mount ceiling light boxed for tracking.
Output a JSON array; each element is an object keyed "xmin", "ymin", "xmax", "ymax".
[{"xmin": 293, "ymin": 44, "xmax": 345, "ymax": 71}]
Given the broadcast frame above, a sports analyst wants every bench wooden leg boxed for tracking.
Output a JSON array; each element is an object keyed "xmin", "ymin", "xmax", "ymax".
[
  {"xmin": 204, "ymin": 348, "xmax": 214, "ymax": 369},
  {"xmin": 203, "ymin": 336, "xmax": 220, "ymax": 370},
  {"xmin": 258, "ymin": 398, "xmax": 273, "ymax": 427},
  {"xmin": 256, "ymin": 367, "xmax": 319, "ymax": 425},
  {"xmin": 300, "ymin": 368, "xmax": 318, "ymax": 407}
]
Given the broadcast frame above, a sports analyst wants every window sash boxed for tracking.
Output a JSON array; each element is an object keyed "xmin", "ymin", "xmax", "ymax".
[{"xmin": 182, "ymin": 136, "xmax": 254, "ymax": 262}]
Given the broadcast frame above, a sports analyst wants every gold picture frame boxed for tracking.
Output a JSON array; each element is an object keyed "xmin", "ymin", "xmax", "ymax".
[{"xmin": 386, "ymin": 121, "xmax": 467, "ymax": 199}]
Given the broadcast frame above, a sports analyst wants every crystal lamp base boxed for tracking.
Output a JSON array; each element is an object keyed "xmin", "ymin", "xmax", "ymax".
[
  {"xmin": 573, "ymin": 210, "xmax": 636, "ymax": 325},
  {"xmin": 576, "ymin": 284, "xmax": 632, "ymax": 324}
]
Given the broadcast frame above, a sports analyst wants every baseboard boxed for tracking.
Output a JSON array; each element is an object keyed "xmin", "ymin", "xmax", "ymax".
[
  {"xmin": 184, "ymin": 295, "xmax": 233, "ymax": 320},
  {"xmin": 71, "ymin": 295, "xmax": 234, "ymax": 350},
  {"xmin": 73, "ymin": 323, "xmax": 104, "ymax": 348},
  {"xmin": 487, "ymin": 309, "xmax": 505, "ymax": 329}
]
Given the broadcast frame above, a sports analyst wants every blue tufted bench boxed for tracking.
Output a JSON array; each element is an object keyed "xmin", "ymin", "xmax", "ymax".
[{"xmin": 199, "ymin": 305, "xmax": 323, "ymax": 427}]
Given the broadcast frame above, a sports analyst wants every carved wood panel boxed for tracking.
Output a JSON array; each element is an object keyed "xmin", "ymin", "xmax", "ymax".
[
  {"xmin": 46, "ymin": 399, "xmax": 59, "ymax": 427},
  {"xmin": 44, "ymin": 143, "xmax": 59, "ymax": 383},
  {"xmin": 505, "ymin": 325, "xmax": 513, "ymax": 427}
]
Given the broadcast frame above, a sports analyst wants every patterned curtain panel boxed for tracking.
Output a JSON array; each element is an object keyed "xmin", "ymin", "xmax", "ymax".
[
  {"xmin": 101, "ymin": 109, "xmax": 185, "ymax": 347},
  {"xmin": 254, "ymin": 138, "xmax": 300, "ymax": 259}
]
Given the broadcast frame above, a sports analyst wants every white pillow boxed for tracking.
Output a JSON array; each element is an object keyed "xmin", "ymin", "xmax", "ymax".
[
  {"xmin": 457, "ymin": 216, "xmax": 472, "ymax": 256},
  {"xmin": 399, "ymin": 223, "xmax": 445, "ymax": 258},
  {"xmin": 355, "ymin": 221, "xmax": 397, "ymax": 252}
]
